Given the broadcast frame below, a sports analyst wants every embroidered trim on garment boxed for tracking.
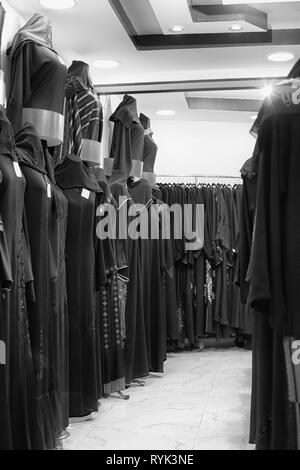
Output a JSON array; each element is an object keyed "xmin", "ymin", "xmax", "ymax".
[{"xmin": 117, "ymin": 274, "xmax": 128, "ymax": 345}]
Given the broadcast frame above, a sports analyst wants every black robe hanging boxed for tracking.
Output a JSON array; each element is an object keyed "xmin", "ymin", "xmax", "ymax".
[
  {"xmin": 0, "ymin": 111, "xmax": 37, "ymax": 451},
  {"xmin": 108, "ymin": 95, "xmax": 149, "ymax": 383},
  {"xmin": 95, "ymin": 171, "xmax": 126, "ymax": 394},
  {"xmin": 7, "ymin": 14, "xmax": 67, "ymax": 145},
  {"xmin": 249, "ymin": 114, "xmax": 300, "ymax": 449},
  {"xmin": 0, "ymin": 214, "xmax": 12, "ymax": 451},
  {"xmin": 43, "ymin": 145, "xmax": 69, "ymax": 435},
  {"xmin": 128, "ymin": 178, "xmax": 165, "ymax": 373},
  {"xmin": 15, "ymin": 123, "xmax": 57, "ymax": 450},
  {"xmin": 64, "ymin": 61, "xmax": 101, "ymax": 159},
  {"xmin": 55, "ymin": 155, "xmax": 102, "ymax": 417},
  {"xmin": 152, "ymin": 188, "xmax": 178, "ymax": 344}
]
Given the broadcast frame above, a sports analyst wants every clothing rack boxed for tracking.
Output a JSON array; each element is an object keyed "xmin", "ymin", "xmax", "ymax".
[{"xmin": 157, "ymin": 175, "xmax": 243, "ymax": 185}]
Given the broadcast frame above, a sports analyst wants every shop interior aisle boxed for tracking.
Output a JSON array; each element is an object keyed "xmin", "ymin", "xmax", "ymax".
[{"xmin": 63, "ymin": 348, "xmax": 254, "ymax": 451}]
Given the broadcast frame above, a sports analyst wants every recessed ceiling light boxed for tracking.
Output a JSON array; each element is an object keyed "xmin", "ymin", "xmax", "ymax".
[
  {"xmin": 93, "ymin": 60, "xmax": 121, "ymax": 69},
  {"xmin": 229, "ymin": 24, "xmax": 244, "ymax": 32},
  {"xmin": 169, "ymin": 25, "xmax": 185, "ymax": 33},
  {"xmin": 267, "ymin": 52, "xmax": 295, "ymax": 62},
  {"xmin": 251, "ymin": 114, "xmax": 258, "ymax": 120},
  {"xmin": 40, "ymin": 0, "xmax": 76, "ymax": 10},
  {"xmin": 156, "ymin": 110, "xmax": 176, "ymax": 116}
]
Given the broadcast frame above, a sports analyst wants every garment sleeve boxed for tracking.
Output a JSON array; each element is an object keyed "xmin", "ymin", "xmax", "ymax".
[
  {"xmin": 7, "ymin": 44, "xmax": 34, "ymax": 134},
  {"xmin": 109, "ymin": 122, "xmax": 132, "ymax": 186},
  {"xmin": 94, "ymin": 195, "xmax": 107, "ymax": 290},
  {"xmin": 216, "ymin": 191, "xmax": 230, "ymax": 252},
  {"xmin": 237, "ymin": 182, "xmax": 252, "ymax": 303},
  {"xmin": 95, "ymin": 238, "xmax": 107, "ymax": 290},
  {"xmin": 249, "ymin": 120, "xmax": 285, "ymax": 330},
  {"xmin": 249, "ymin": 141, "xmax": 271, "ymax": 312},
  {"xmin": 159, "ymin": 207, "xmax": 174, "ymax": 278}
]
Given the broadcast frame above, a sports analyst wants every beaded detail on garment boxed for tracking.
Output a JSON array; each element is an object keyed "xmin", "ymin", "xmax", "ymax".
[
  {"xmin": 206, "ymin": 260, "xmax": 214, "ymax": 304},
  {"xmin": 177, "ymin": 302, "xmax": 184, "ymax": 333},
  {"xmin": 100, "ymin": 272, "xmax": 128, "ymax": 351},
  {"xmin": 117, "ymin": 274, "xmax": 128, "ymax": 346}
]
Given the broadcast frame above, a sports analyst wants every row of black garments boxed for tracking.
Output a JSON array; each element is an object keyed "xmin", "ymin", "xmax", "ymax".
[
  {"xmin": 239, "ymin": 59, "xmax": 300, "ymax": 450},
  {"xmin": 156, "ymin": 183, "xmax": 253, "ymax": 349},
  {"xmin": 0, "ymin": 11, "xmax": 169, "ymax": 450},
  {"xmin": 107, "ymin": 94, "xmax": 167, "ymax": 381},
  {"xmin": 0, "ymin": 101, "xmax": 168, "ymax": 450}
]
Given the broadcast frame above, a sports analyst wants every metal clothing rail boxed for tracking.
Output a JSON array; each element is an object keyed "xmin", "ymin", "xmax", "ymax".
[{"xmin": 157, "ymin": 175, "xmax": 242, "ymax": 185}]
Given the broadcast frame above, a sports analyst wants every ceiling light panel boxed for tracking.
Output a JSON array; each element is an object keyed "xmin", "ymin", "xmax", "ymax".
[
  {"xmin": 93, "ymin": 60, "xmax": 121, "ymax": 69},
  {"xmin": 267, "ymin": 52, "xmax": 295, "ymax": 62},
  {"xmin": 156, "ymin": 110, "xmax": 176, "ymax": 116},
  {"xmin": 40, "ymin": 0, "xmax": 77, "ymax": 10},
  {"xmin": 169, "ymin": 25, "xmax": 185, "ymax": 33},
  {"xmin": 229, "ymin": 24, "xmax": 244, "ymax": 32}
]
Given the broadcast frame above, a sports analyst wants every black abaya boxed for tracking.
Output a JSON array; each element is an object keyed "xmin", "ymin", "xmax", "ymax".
[
  {"xmin": 16, "ymin": 124, "xmax": 57, "ymax": 450},
  {"xmin": 44, "ymin": 148, "xmax": 69, "ymax": 435},
  {"xmin": 7, "ymin": 15, "xmax": 67, "ymax": 144},
  {"xmin": 0, "ymin": 215, "xmax": 13, "ymax": 451},
  {"xmin": 0, "ymin": 112, "xmax": 37, "ymax": 450},
  {"xmin": 108, "ymin": 95, "xmax": 149, "ymax": 383},
  {"xmin": 128, "ymin": 179, "xmax": 165, "ymax": 373},
  {"xmin": 55, "ymin": 155, "xmax": 102, "ymax": 417},
  {"xmin": 95, "ymin": 172, "xmax": 126, "ymax": 395}
]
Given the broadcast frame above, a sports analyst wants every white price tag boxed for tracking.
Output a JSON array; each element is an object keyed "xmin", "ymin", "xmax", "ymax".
[
  {"xmin": 47, "ymin": 183, "xmax": 52, "ymax": 199},
  {"xmin": 13, "ymin": 162, "xmax": 22, "ymax": 178},
  {"xmin": 81, "ymin": 189, "xmax": 90, "ymax": 200}
]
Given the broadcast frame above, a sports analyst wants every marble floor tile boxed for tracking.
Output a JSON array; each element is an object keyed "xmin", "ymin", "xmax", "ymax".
[
  {"xmin": 63, "ymin": 426, "xmax": 93, "ymax": 450},
  {"xmin": 198, "ymin": 408, "xmax": 251, "ymax": 436},
  {"xmin": 193, "ymin": 434, "xmax": 250, "ymax": 451},
  {"xmin": 76, "ymin": 423, "xmax": 201, "ymax": 450},
  {"xmin": 63, "ymin": 349, "xmax": 253, "ymax": 451}
]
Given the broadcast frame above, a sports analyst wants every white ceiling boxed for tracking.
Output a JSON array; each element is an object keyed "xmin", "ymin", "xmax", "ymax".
[
  {"xmin": 5, "ymin": 0, "xmax": 300, "ymax": 125},
  {"xmin": 6, "ymin": 0, "xmax": 300, "ymax": 86},
  {"xmin": 149, "ymin": 0, "xmax": 300, "ymax": 34}
]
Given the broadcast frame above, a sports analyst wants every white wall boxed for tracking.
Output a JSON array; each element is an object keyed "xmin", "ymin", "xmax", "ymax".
[{"xmin": 151, "ymin": 119, "xmax": 256, "ymax": 177}]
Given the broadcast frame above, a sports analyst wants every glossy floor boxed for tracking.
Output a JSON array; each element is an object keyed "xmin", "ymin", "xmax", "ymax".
[{"xmin": 63, "ymin": 348, "xmax": 254, "ymax": 450}]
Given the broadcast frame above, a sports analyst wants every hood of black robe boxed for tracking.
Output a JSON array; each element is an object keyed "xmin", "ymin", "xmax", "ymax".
[
  {"xmin": 15, "ymin": 123, "xmax": 47, "ymax": 173},
  {"xmin": 7, "ymin": 13, "xmax": 56, "ymax": 59},
  {"xmin": 108, "ymin": 95, "xmax": 138, "ymax": 186},
  {"xmin": 139, "ymin": 113, "xmax": 151, "ymax": 131},
  {"xmin": 66, "ymin": 61, "xmax": 95, "ymax": 98},
  {"xmin": 139, "ymin": 114, "xmax": 157, "ymax": 173},
  {"xmin": 110, "ymin": 94, "xmax": 139, "ymax": 128},
  {"xmin": 55, "ymin": 154, "xmax": 102, "ymax": 192},
  {"xmin": 0, "ymin": 105, "xmax": 17, "ymax": 161},
  {"xmin": 143, "ymin": 138, "xmax": 157, "ymax": 174}
]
